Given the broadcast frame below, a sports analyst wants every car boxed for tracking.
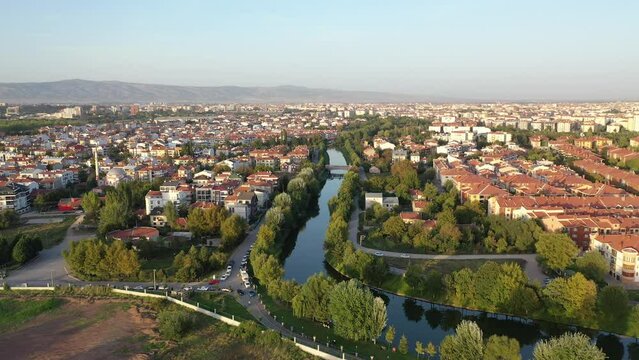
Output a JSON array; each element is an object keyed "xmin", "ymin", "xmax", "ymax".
[
  {"xmin": 543, "ymin": 278, "xmax": 553, "ymax": 287},
  {"xmin": 248, "ymin": 290, "xmax": 256, "ymax": 297},
  {"xmin": 209, "ymin": 279, "xmax": 220, "ymax": 285},
  {"xmin": 146, "ymin": 286, "xmax": 155, "ymax": 290},
  {"xmin": 243, "ymin": 281, "xmax": 251, "ymax": 288},
  {"xmin": 237, "ymin": 289, "xmax": 245, "ymax": 296},
  {"xmin": 221, "ymin": 288, "xmax": 232, "ymax": 293},
  {"xmin": 183, "ymin": 286, "xmax": 193, "ymax": 291},
  {"xmin": 197, "ymin": 286, "xmax": 209, "ymax": 291},
  {"xmin": 226, "ymin": 265, "xmax": 232, "ymax": 271},
  {"xmin": 220, "ymin": 274, "xmax": 228, "ymax": 281},
  {"xmin": 374, "ymin": 251, "xmax": 384, "ymax": 257},
  {"xmin": 158, "ymin": 284, "xmax": 168, "ymax": 290},
  {"xmin": 400, "ymin": 253, "xmax": 410, "ymax": 259},
  {"xmin": 133, "ymin": 285, "xmax": 144, "ymax": 290}
]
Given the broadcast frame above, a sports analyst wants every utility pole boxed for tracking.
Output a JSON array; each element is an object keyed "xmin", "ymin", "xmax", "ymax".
[{"xmin": 50, "ymin": 270, "xmax": 54, "ymax": 288}]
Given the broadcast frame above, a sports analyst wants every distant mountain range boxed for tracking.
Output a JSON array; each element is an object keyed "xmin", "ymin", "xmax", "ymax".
[{"xmin": 0, "ymin": 79, "xmax": 440, "ymax": 104}]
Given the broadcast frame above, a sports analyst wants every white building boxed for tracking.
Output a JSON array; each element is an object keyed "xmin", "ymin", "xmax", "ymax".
[
  {"xmin": 364, "ymin": 192, "xmax": 399, "ymax": 210},
  {"xmin": 590, "ymin": 234, "xmax": 639, "ymax": 282}
]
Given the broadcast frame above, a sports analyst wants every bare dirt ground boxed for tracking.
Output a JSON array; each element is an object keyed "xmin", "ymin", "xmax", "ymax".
[{"xmin": 0, "ymin": 298, "xmax": 158, "ymax": 360}]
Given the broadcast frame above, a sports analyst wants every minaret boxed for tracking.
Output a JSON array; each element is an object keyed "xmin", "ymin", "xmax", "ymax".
[{"xmin": 93, "ymin": 148, "xmax": 100, "ymax": 183}]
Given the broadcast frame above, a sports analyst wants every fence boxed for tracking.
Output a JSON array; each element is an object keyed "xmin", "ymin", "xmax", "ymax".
[{"xmin": 112, "ymin": 288, "xmax": 345, "ymax": 360}]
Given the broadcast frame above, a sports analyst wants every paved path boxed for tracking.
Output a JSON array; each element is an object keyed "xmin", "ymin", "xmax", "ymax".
[{"xmin": 6, "ymin": 215, "xmax": 92, "ymax": 285}]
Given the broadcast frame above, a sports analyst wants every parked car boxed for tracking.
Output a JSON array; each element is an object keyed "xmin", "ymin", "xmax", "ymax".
[
  {"xmin": 158, "ymin": 284, "xmax": 168, "ymax": 290},
  {"xmin": 197, "ymin": 286, "xmax": 209, "ymax": 291},
  {"xmin": 243, "ymin": 281, "xmax": 251, "ymax": 288},
  {"xmin": 374, "ymin": 251, "xmax": 384, "ymax": 257},
  {"xmin": 237, "ymin": 289, "xmax": 245, "ymax": 296},
  {"xmin": 220, "ymin": 274, "xmax": 228, "ymax": 281},
  {"xmin": 226, "ymin": 265, "xmax": 232, "ymax": 272},
  {"xmin": 248, "ymin": 290, "xmax": 256, "ymax": 297},
  {"xmin": 133, "ymin": 285, "xmax": 144, "ymax": 290},
  {"xmin": 400, "ymin": 253, "xmax": 410, "ymax": 259},
  {"xmin": 221, "ymin": 288, "xmax": 232, "ymax": 293},
  {"xmin": 183, "ymin": 286, "xmax": 193, "ymax": 291},
  {"xmin": 209, "ymin": 279, "xmax": 220, "ymax": 285}
]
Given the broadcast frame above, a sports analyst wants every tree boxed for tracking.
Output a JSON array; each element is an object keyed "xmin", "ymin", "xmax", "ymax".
[
  {"xmin": 292, "ymin": 273, "xmax": 335, "ymax": 323},
  {"xmin": 385, "ymin": 325, "xmax": 396, "ymax": 347},
  {"xmin": 575, "ymin": 251, "xmax": 609, "ymax": 283},
  {"xmin": 535, "ymin": 233, "xmax": 578, "ymax": 273},
  {"xmin": 220, "ymin": 214, "xmax": 247, "ymax": 249},
  {"xmin": 11, "ymin": 234, "xmax": 42, "ymax": 264},
  {"xmin": 0, "ymin": 236, "xmax": 11, "ymax": 265},
  {"xmin": 425, "ymin": 342, "xmax": 437, "ymax": 360},
  {"xmin": 597, "ymin": 285, "xmax": 630, "ymax": 326},
  {"xmin": 98, "ymin": 189, "xmax": 132, "ymax": 236},
  {"xmin": 157, "ymin": 309, "xmax": 194, "ymax": 340},
  {"xmin": 33, "ymin": 194, "xmax": 47, "ymax": 212},
  {"xmin": 187, "ymin": 207, "xmax": 208, "ymax": 238},
  {"xmin": 328, "ymin": 279, "xmax": 387, "ymax": 341},
  {"xmin": 415, "ymin": 341, "xmax": 425, "ymax": 358},
  {"xmin": 0, "ymin": 209, "xmax": 20, "ymax": 230},
  {"xmin": 399, "ymin": 334, "xmax": 409, "ymax": 354},
  {"xmin": 81, "ymin": 191, "xmax": 102, "ymax": 221},
  {"xmin": 484, "ymin": 335, "xmax": 521, "ymax": 360},
  {"xmin": 533, "ymin": 332, "xmax": 605, "ymax": 360},
  {"xmin": 423, "ymin": 183, "xmax": 438, "ymax": 200},
  {"xmin": 382, "ymin": 216, "xmax": 406, "ymax": 243},
  {"xmin": 163, "ymin": 201, "xmax": 178, "ymax": 228},
  {"xmin": 543, "ymin": 273, "xmax": 597, "ymax": 323},
  {"xmin": 439, "ymin": 321, "xmax": 484, "ymax": 360}
]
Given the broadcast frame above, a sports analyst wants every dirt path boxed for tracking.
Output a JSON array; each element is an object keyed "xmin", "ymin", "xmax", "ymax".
[{"xmin": 0, "ymin": 298, "xmax": 157, "ymax": 360}]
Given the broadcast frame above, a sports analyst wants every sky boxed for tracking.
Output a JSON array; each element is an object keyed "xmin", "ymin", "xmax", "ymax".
[{"xmin": 1, "ymin": 0, "xmax": 638, "ymax": 101}]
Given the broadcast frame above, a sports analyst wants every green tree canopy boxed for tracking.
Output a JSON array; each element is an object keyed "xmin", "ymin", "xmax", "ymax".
[
  {"xmin": 535, "ymin": 233, "xmax": 579, "ymax": 273},
  {"xmin": 533, "ymin": 333, "xmax": 605, "ymax": 360}
]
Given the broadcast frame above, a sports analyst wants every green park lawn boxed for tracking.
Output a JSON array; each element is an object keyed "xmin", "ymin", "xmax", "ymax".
[
  {"xmin": 0, "ymin": 217, "xmax": 76, "ymax": 248},
  {"xmin": 190, "ymin": 292, "xmax": 254, "ymax": 322}
]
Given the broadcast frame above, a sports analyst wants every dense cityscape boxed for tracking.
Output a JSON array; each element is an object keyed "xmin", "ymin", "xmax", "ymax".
[
  {"xmin": 0, "ymin": 100, "xmax": 637, "ymax": 359},
  {"xmin": 2, "ymin": 1, "xmax": 638, "ymax": 359}
]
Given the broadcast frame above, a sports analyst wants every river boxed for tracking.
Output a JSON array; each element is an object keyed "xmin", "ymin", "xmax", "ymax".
[{"xmin": 281, "ymin": 149, "xmax": 634, "ymax": 360}]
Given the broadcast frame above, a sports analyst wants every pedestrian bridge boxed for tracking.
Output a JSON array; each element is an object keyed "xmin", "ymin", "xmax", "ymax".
[{"xmin": 325, "ymin": 165, "xmax": 352, "ymax": 171}]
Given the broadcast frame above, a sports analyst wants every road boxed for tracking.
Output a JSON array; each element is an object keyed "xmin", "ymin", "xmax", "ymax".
[{"xmin": 6, "ymin": 215, "xmax": 92, "ymax": 286}]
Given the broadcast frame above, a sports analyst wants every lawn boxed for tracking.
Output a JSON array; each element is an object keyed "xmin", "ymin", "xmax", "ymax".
[
  {"xmin": 385, "ymin": 257, "xmax": 528, "ymax": 272},
  {"xmin": 259, "ymin": 288, "xmax": 415, "ymax": 360},
  {"xmin": 156, "ymin": 310, "xmax": 309, "ymax": 360},
  {"xmin": 0, "ymin": 297, "xmax": 64, "ymax": 333},
  {"xmin": 190, "ymin": 292, "xmax": 255, "ymax": 322},
  {"xmin": 0, "ymin": 217, "xmax": 76, "ymax": 248}
]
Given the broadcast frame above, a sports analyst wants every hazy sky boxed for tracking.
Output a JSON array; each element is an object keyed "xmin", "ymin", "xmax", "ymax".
[{"xmin": 2, "ymin": 0, "xmax": 638, "ymax": 100}]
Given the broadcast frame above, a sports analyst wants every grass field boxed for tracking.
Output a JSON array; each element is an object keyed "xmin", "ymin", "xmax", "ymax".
[
  {"xmin": 385, "ymin": 257, "xmax": 527, "ymax": 272},
  {"xmin": 0, "ymin": 298, "xmax": 63, "ymax": 333},
  {"xmin": 0, "ymin": 217, "xmax": 75, "ymax": 248},
  {"xmin": 190, "ymin": 292, "xmax": 255, "ymax": 322}
]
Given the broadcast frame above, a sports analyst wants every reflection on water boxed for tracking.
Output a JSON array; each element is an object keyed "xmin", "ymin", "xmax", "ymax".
[{"xmin": 280, "ymin": 149, "xmax": 636, "ymax": 359}]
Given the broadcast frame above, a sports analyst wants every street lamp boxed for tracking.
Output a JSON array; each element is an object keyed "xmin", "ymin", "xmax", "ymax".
[{"xmin": 153, "ymin": 269, "xmax": 156, "ymax": 290}]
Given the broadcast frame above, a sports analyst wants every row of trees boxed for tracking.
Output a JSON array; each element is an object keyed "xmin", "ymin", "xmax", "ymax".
[
  {"xmin": 172, "ymin": 245, "xmax": 228, "ymax": 282},
  {"xmin": 405, "ymin": 258, "xmax": 639, "ymax": 335},
  {"xmin": 63, "ymin": 238, "xmax": 140, "ymax": 280},
  {"xmin": 0, "ymin": 234, "xmax": 43, "ymax": 265},
  {"xmin": 250, "ymin": 167, "xmax": 323, "ymax": 298},
  {"xmin": 325, "ymin": 171, "xmax": 389, "ymax": 286},
  {"xmin": 292, "ymin": 275, "xmax": 387, "ymax": 341},
  {"xmin": 438, "ymin": 320, "xmax": 605, "ymax": 360}
]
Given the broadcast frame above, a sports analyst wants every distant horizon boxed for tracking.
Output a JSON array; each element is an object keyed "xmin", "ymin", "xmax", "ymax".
[{"xmin": 1, "ymin": 78, "xmax": 638, "ymax": 104}]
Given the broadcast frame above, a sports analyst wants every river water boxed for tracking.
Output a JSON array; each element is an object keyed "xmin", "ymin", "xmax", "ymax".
[{"xmin": 282, "ymin": 149, "xmax": 634, "ymax": 359}]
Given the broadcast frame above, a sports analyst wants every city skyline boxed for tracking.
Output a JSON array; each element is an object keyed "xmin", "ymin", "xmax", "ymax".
[{"xmin": 1, "ymin": 0, "xmax": 638, "ymax": 101}]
